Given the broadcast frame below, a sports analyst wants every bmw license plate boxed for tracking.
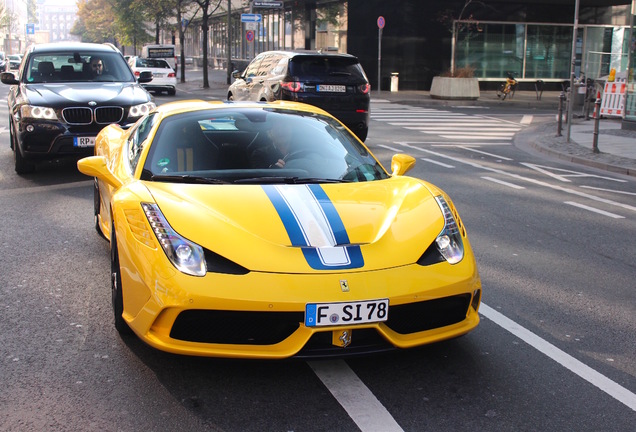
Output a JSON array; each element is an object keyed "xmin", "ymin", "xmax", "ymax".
[
  {"xmin": 317, "ymin": 84, "xmax": 346, "ymax": 93},
  {"xmin": 305, "ymin": 299, "xmax": 389, "ymax": 327},
  {"xmin": 74, "ymin": 136, "xmax": 96, "ymax": 148}
]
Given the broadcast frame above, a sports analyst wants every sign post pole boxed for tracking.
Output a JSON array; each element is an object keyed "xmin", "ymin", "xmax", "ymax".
[{"xmin": 377, "ymin": 16, "xmax": 385, "ymax": 94}]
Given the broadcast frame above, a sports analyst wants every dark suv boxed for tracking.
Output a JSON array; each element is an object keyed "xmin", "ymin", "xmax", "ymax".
[
  {"xmin": 1, "ymin": 42, "xmax": 155, "ymax": 174},
  {"xmin": 228, "ymin": 51, "xmax": 370, "ymax": 141}
]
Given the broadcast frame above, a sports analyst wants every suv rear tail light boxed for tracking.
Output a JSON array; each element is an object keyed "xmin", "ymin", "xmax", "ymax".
[
  {"xmin": 281, "ymin": 81, "xmax": 304, "ymax": 92},
  {"xmin": 359, "ymin": 83, "xmax": 371, "ymax": 94},
  {"xmin": 168, "ymin": 72, "xmax": 176, "ymax": 78}
]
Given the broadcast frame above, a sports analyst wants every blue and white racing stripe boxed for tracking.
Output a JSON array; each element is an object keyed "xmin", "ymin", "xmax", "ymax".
[{"xmin": 263, "ymin": 184, "xmax": 364, "ymax": 270}]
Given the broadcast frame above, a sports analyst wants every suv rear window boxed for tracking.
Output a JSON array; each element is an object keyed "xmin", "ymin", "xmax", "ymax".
[{"xmin": 288, "ymin": 56, "xmax": 366, "ymax": 81}]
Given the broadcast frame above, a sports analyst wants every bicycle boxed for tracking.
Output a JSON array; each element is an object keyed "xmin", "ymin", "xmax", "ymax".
[{"xmin": 496, "ymin": 72, "xmax": 518, "ymax": 100}]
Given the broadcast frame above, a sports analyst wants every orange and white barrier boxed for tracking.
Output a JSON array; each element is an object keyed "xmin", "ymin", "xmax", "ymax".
[{"xmin": 599, "ymin": 78, "xmax": 626, "ymax": 118}]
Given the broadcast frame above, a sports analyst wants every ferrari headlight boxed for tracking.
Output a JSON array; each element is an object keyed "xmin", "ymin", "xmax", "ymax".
[
  {"xmin": 128, "ymin": 102, "xmax": 156, "ymax": 119},
  {"xmin": 434, "ymin": 196, "xmax": 464, "ymax": 264},
  {"xmin": 20, "ymin": 105, "xmax": 58, "ymax": 120},
  {"xmin": 141, "ymin": 203, "xmax": 206, "ymax": 276}
]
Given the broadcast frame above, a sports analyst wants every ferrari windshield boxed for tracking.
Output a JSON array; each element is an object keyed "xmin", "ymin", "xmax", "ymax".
[
  {"xmin": 24, "ymin": 51, "xmax": 135, "ymax": 83},
  {"xmin": 142, "ymin": 108, "xmax": 389, "ymax": 183}
]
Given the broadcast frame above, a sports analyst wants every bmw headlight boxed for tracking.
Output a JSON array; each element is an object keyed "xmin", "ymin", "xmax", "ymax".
[
  {"xmin": 433, "ymin": 196, "xmax": 464, "ymax": 264},
  {"xmin": 128, "ymin": 102, "xmax": 156, "ymax": 119},
  {"xmin": 141, "ymin": 203, "xmax": 206, "ymax": 276},
  {"xmin": 20, "ymin": 105, "xmax": 58, "ymax": 120}
]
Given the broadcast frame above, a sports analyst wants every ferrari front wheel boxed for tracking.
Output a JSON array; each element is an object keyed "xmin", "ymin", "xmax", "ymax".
[{"xmin": 110, "ymin": 223, "xmax": 132, "ymax": 335}]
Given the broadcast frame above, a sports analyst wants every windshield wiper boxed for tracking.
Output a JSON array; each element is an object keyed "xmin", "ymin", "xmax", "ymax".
[
  {"xmin": 150, "ymin": 174, "xmax": 229, "ymax": 184},
  {"xmin": 233, "ymin": 176, "xmax": 351, "ymax": 184}
]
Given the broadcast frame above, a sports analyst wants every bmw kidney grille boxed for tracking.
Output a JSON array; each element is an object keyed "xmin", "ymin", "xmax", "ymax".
[{"xmin": 62, "ymin": 106, "xmax": 125, "ymax": 125}]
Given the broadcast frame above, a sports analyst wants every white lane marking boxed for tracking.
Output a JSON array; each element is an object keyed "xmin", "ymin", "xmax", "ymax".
[
  {"xmin": 375, "ymin": 117, "xmax": 500, "ymax": 121},
  {"xmin": 521, "ymin": 163, "xmax": 627, "ymax": 183},
  {"xmin": 388, "ymin": 143, "xmax": 636, "ymax": 214},
  {"xmin": 482, "ymin": 176, "xmax": 525, "ymax": 189},
  {"xmin": 420, "ymin": 158, "xmax": 455, "ymax": 168},
  {"xmin": 437, "ymin": 134, "xmax": 513, "ymax": 140},
  {"xmin": 521, "ymin": 115, "xmax": 533, "ymax": 124},
  {"xmin": 459, "ymin": 146, "xmax": 514, "ymax": 160},
  {"xmin": 580, "ymin": 185, "xmax": 636, "ymax": 196},
  {"xmin": 564, "ymin": 201, "xmax": 625, "ymax": 219},
  {"xmin": 309, "ymin": 360, "xmax": 404, "ymax": 432},
  {"xmin": 480, "ymin": 304, "xmax": 636, "ymax": 412},
  {"xmin": 403, "ymin": 126, "xmax": 520, "ymax": 132}
]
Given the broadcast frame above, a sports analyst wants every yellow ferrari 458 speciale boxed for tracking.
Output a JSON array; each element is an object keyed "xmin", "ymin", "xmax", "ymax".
[{"xmin": 77, "ymin": 99, "xmax": 481, "ymax": 358}]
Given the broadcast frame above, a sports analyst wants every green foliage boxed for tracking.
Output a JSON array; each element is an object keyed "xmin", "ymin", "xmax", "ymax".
[
  {"xmin": 27, "ymin": 0, "xmax": 38, "ymax": 25},
  {"xmin": 71, "ymin": 0, "xmax": 153, "ymax": 47}
]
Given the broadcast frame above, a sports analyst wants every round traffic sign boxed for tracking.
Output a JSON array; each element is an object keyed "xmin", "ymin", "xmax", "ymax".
[
  {"xmin": 246, "ymin": 30, "xmax": 255, "ymax": 42},
  {"xmin": 377, "ymin": 16, "xmax": 385, "ymax": 29}
]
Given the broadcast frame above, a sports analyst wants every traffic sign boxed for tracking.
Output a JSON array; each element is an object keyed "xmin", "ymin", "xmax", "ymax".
[
  {"xmin": 253, "ymin": 1, "xmax": 283, "ymax": 7},
  {"xmin": 246, "ymin": 30, "xmax": 255, "ymax": 42},
  {"xmin": 241, "ymin": 13, "xmax": 262, "ymax": 23},
  {"xmin": 377, "ymin": 16, "xmax": 385, "ymax": 29},
  {"xmin": 26, "ymin": 23, "xmax": 35, "ymax": 35}
]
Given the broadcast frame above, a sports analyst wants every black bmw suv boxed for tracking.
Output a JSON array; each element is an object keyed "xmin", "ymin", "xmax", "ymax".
[
  {"xmin": 1, "ymin": 42, "xmax": 155, "ymax": 174},
  {"xmin": 228, "ymin": 51, "xmax": 371, "ymax": 141}
]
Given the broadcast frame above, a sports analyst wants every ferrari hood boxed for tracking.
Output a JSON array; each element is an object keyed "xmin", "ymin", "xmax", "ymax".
[
  {"xmin": 144, "ymin": 178, "xmax": 445, "ymax": 273},
  {"xmin": 22, "ymin": 82, "xmax": 150, "ymax": 107}
]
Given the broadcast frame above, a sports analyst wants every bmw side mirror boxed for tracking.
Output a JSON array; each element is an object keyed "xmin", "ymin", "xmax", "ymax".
[
  {"xmin": 137, "ymin": 71, "xmax": 153, "ymax": 84},
  {"xmin": 231, "ymin": 69, "xmax": 241, "ymax": 79},
  {"xmin": 1, "ymin": 72, "xmax": 19, "ymax": 85}
]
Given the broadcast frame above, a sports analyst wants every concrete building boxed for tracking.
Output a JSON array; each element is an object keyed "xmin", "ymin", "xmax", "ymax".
[
  {"xmin": 34, "ymin": 0, "xmax": 79, "ymax": 43},
  {"xmin": 2, "ymin": 0, "xmax": 28, "ymax": 54}
]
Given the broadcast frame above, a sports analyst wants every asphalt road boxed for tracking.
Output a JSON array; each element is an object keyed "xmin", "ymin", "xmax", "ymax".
[{"xmin": 1, "ymin": 85, "xmax": 635, "ymax": 431}]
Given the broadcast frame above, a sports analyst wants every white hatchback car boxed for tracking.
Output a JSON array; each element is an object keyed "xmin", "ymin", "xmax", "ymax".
[{"xmin": 128, "ymin": 56, "xmax": 177, "ymax": 95}]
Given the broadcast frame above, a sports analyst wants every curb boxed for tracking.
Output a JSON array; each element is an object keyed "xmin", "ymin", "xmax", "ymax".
[{"xmin": 516, "ymin": 122, "xmax": 636, "ymax": 178}]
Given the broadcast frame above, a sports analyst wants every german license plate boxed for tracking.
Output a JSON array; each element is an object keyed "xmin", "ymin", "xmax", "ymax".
[
  {"xmin": 305, "ymin": 299, "xmax": 389, "ymax": 327},
  {"xmin": 74, "ymin": 136, "xmax": 95, "ymax": 148},
  {"xmin": 317, "ymin": 84, "xmax": 346, "ymax": 93}
]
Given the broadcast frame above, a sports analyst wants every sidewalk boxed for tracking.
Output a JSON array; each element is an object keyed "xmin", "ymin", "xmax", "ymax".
[{"xmin": 176, "ymin": 69, "xmax": 636, "ymax": 177}]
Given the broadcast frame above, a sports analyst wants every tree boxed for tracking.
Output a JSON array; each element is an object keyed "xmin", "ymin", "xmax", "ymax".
[
  {"xmin": 437, "ymin": 0, "xmax": 490, "ymax": 75},
  {"xmin": 27, "ymin": 0, "xmax": 38, "ymax": 25},
  {"xmin": 147, "ymin": 0, "xmax": 177, "ymax": 44},
  {"xmin": 113, "ymin": 0, "xmax": 153, "ymax": 52},
  {"xmin": 175, "ymin": 0, "xmax": 201, "ymax": 83},
  {"xmin": 72, "ymin": 0, "xmax": 152, "ymax": 50},
  {"xmin": 71, "ymin": 0, "xmax": 119, "ymax": 44},
  {"xmin": 194, "ymin": 0, "xmax": 223, "ymax": 88}
]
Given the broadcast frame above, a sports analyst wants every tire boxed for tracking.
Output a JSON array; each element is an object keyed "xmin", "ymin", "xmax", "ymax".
[
  {"xmin": 93, "ymin": 180, "xmax": 107, "ymax": 239},
  {"xmin": 228, "ymin": 93, "xmax": 234, "ymax": 101},
  {"xmin": 110, "ymin": 224, "xmax": 132, "ymax": 335},
  {"xmin": 168, "ymin": 88, "xmax": 176, "ymax": 96},
  {"xmin": 355, "ymin": 127, "xmax": 368, "ymax": 142},
  {"xmin": 13, "ymin": 138, "xmax": 36, "ymax": 175}
]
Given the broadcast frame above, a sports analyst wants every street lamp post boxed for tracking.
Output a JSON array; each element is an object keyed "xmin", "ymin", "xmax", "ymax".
[{"xmin": 566, "ymin": 0, "xmax": 580, "ymax": 142}]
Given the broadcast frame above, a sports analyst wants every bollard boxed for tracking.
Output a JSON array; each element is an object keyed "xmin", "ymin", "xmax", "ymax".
[
  {"xmin": 557, "ymin": 91, "xmax": 565, "ymax": 136},
  {"xmin": 592, "ymin": 97, "xmax": 601, "ymax": 153}
]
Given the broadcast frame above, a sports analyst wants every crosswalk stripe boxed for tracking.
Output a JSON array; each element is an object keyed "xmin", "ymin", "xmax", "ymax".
[{"xmin": 371, "ymin": 104, "xmax": 523, "ymax": 141}]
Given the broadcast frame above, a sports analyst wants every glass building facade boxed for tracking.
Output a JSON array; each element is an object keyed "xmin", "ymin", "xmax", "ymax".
[{"xmin": 453, "ymin": 21, "xmax": 630, "ymax": 83}]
